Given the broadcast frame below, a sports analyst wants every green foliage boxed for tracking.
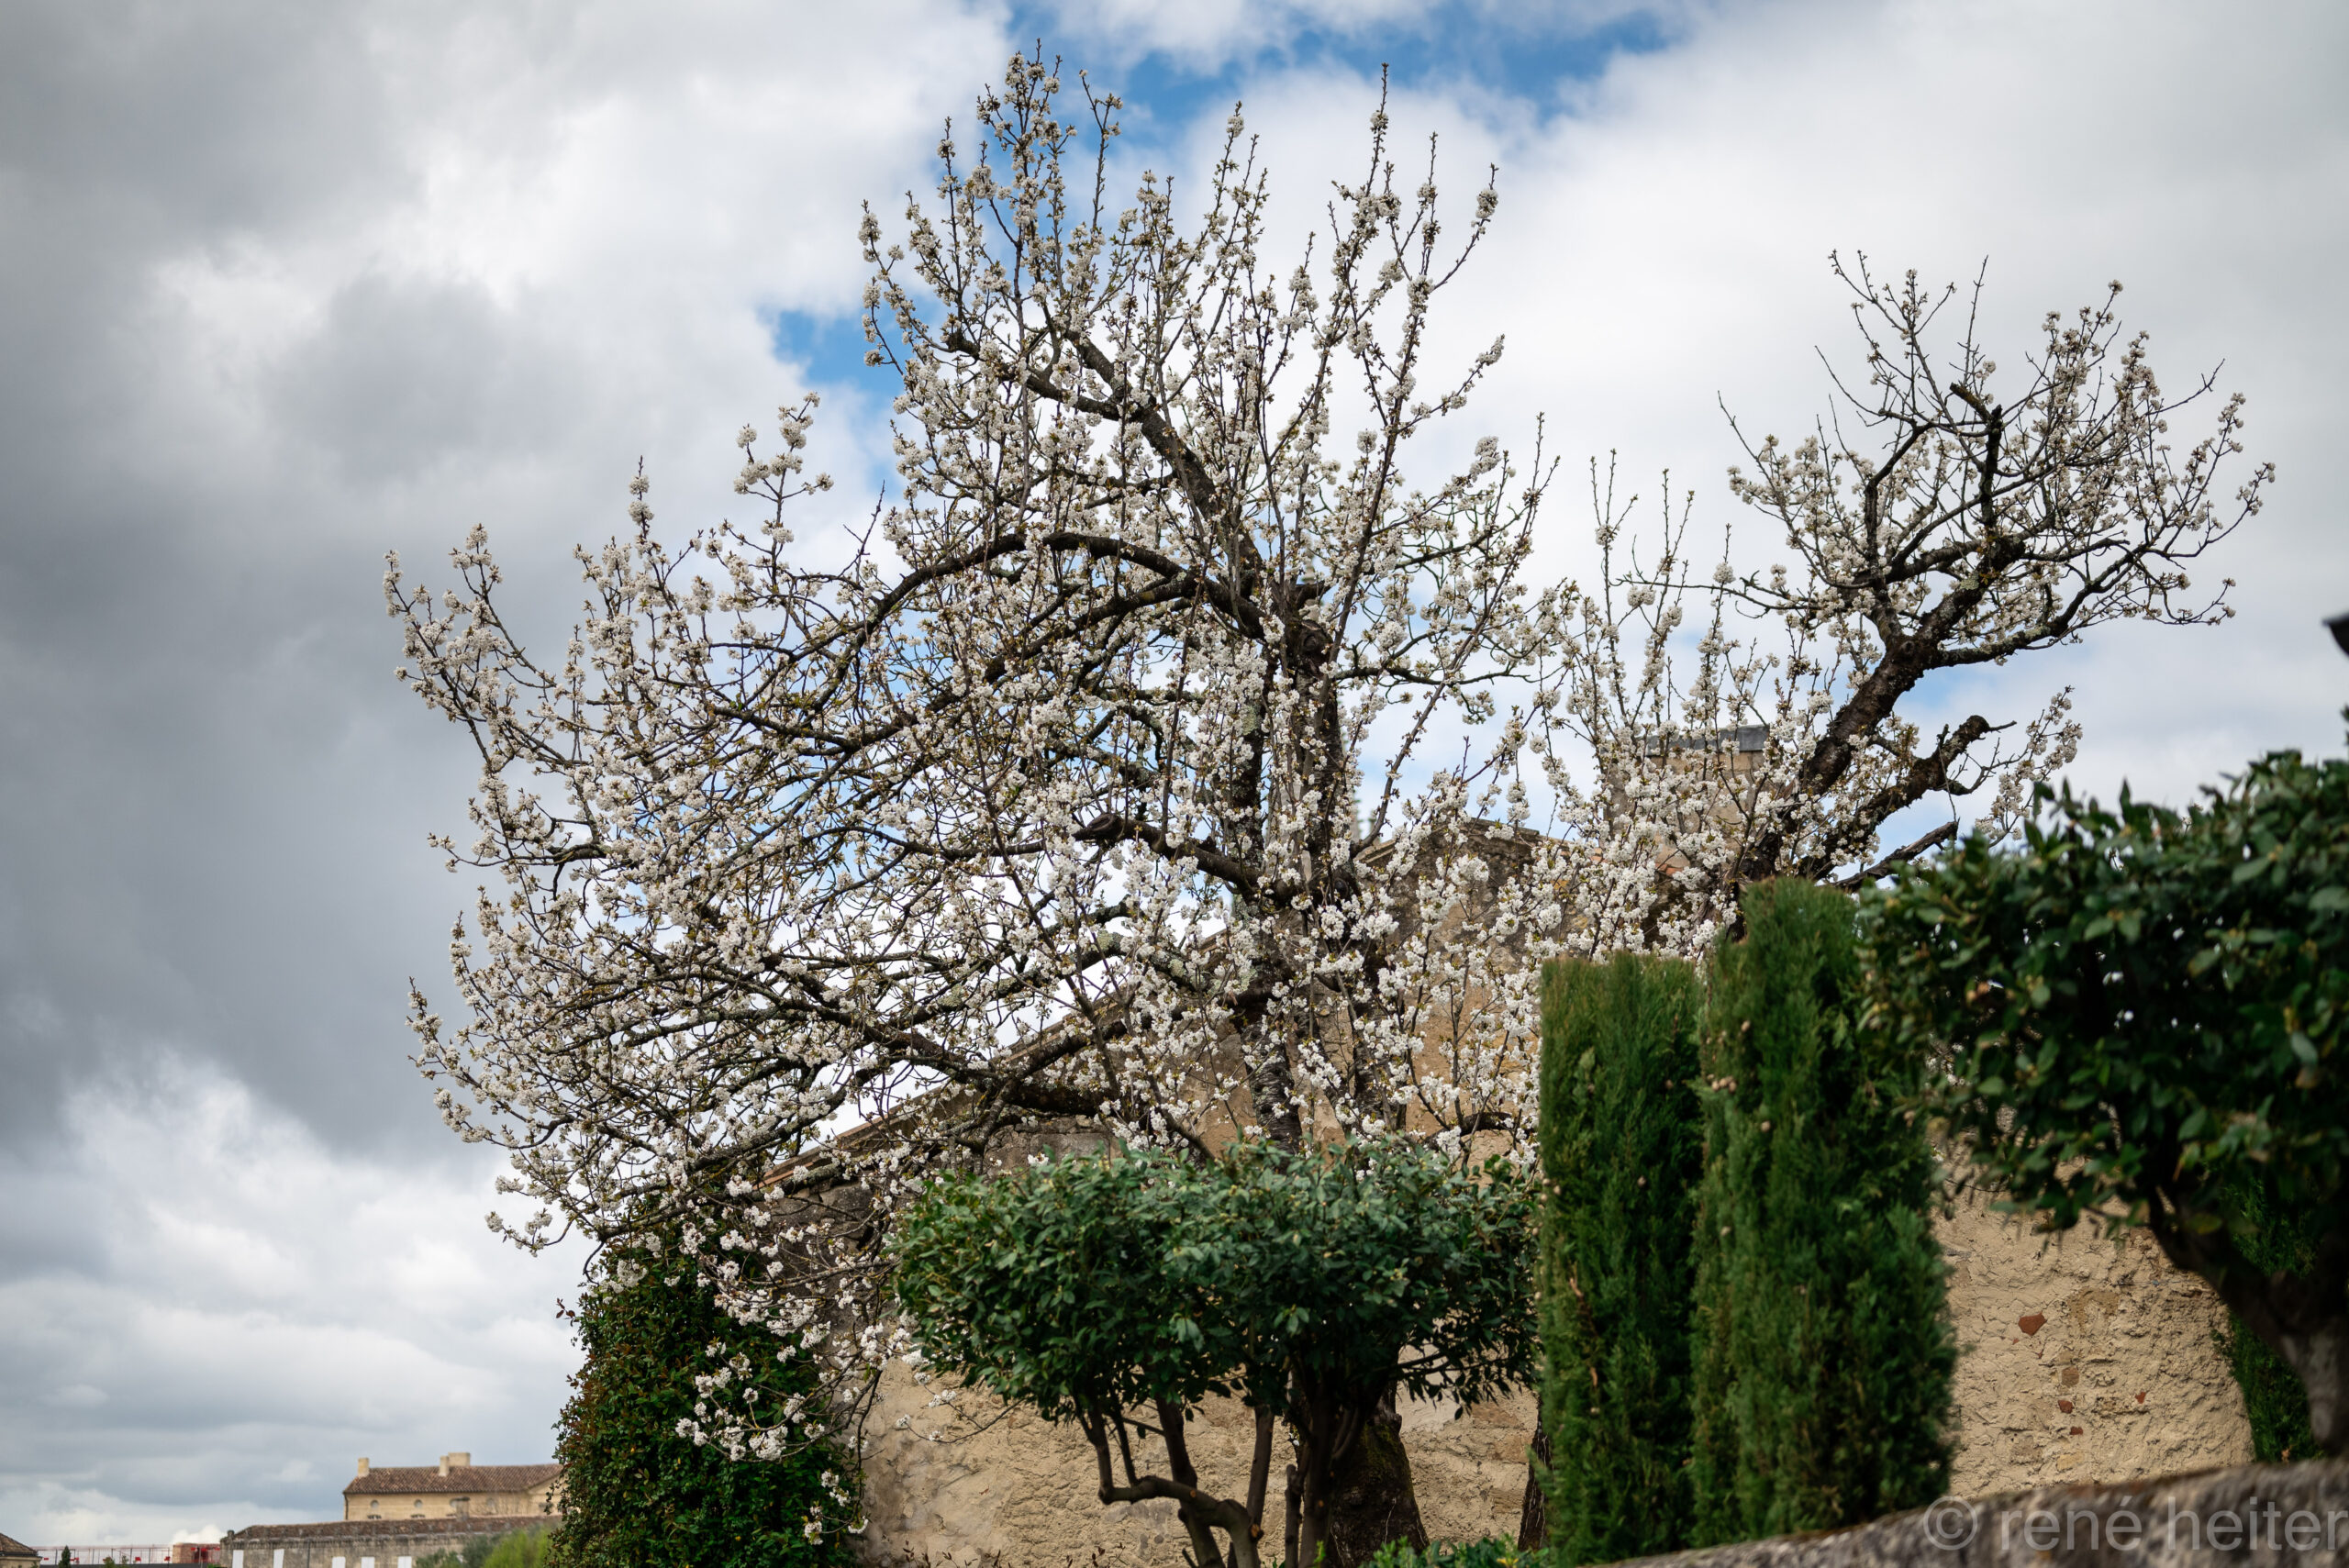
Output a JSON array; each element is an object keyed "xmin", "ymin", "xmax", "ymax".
[
  {"xmin": 2224, "ymin": 1318, "xmax": 2320, "ymax": 1462},
  {"xmin": 1689, "ymin": 878, "xmax": 1952, "ymax": 1543},
  {"xmin": 894, "ymin": 1138, "xmax": 1536, "ymax": 1568},
  {"xmin": 892, "ymin": 1147, "xmax": 1229, "ymax": 1421},
  {"xmin": 418, "ymin": 1532, "xmax": 543, "ymax": 1568},
  {"xmin": 1361, "ymin": 1536, "xmax": 1531, "ymax": 1568},
  {"xmin": 1864, "ymin": 738, "xmax": 2349, "ymax": 1451},
  {"xmin": 545, "ymin": 1234, "xmax": 853, "ymax": 1568},
  {"xmin": 896, "ymin": 1136, "xmax": 1536, "ymax": 1423},
  {"xmin": 481, "ymin": 1531, "xmax": 548, "ymax": 1568},
  {"xmin": 1535, "ymin": 954, "xmax": 1703, "ymax": 1565},
  {"xmin": 2211, "ymin": 1166, "xmax": 2321, "ymax": 1462},
  {"xmin": 414, "ymin": 1535, "xmax": 493, "ymax": 1568}
]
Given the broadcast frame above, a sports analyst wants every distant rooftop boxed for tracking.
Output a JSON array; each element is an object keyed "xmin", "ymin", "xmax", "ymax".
[{"xmin": 346, "ymin": 1454, "xmax": 560, "ymax": 1497}]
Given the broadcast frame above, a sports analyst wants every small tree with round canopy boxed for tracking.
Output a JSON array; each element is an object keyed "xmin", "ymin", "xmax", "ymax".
[
  {"xmin": 893, "ymin": 1140, "xmax": 1534, "ymax": 1568},
  {"xmin": 1864, "ymin": 734, "xmax": 2349, "ymax": 1452}
]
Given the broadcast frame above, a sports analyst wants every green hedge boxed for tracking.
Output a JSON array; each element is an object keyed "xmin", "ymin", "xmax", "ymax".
[
  {"xmin": 546, "ymin": 1234, "xmax": 853, "ymax": 1568},
  {"xmin": 1535, "ymin": 954, "xmax": 1703, "ymax": 1565},
  {"xmin": 1688, "ymin": 878, "xmax": 1953, "ymax": 1542}
]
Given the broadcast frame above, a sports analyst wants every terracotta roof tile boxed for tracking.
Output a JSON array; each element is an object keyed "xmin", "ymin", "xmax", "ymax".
[{"xmin": 344, "ymin": 1465, "xmax": 559, "ymax": 1499}]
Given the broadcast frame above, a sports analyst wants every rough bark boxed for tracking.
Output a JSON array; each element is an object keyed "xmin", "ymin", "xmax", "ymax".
[
  {"xmin": 1517, "ymin": 1420, "xmax": 1552, "ymax": 1551},
  {"xmin": 1321, "ymin": 1399, "xmax": 1428, "ymax": 1568}
]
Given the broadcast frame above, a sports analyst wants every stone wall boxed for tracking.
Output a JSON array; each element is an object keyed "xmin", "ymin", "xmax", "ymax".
[
  {"xmin": 1939, "ymin": 1184, "xmax": 2251, "ymax": 1494},
  {"xmin": 1613, "ymin": 1458, "xmax": 2349, "ymax": 1568},
  {"xmin": 218, "ymin": 1518, "xmax": 543, "ymax": 1568},
  {"xmin": 854, "ymin": 1199, "xmax": 2254, "ymax": 1567}
]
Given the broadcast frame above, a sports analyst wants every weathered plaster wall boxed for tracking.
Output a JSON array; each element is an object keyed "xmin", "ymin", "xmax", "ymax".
[
  {"xmin": 856, "ymin": 1197, "xmax": 2255, "ymax": 1567},
  {"xmin": 1939, "ymin": 1184, "xmax": 2252, "ymax": 1494}
]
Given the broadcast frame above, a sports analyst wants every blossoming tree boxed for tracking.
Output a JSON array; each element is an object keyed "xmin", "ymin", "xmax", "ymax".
[
  {"xmin": 390, "ymin": 61, "xmax": 1574, "ymax": 1485},
  {"xmin": 1552, "ymin": 256, "xmax": 2269, "ymax": 954},
  {"xmin": 385, "ymin": 50, "xmax": 2267, "ymax": 1525}
]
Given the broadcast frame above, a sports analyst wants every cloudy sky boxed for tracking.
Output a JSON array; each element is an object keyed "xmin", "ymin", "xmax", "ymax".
[{"xmin": 3, "ymin": 0, "xmax": 2344, "ymax": 1544}]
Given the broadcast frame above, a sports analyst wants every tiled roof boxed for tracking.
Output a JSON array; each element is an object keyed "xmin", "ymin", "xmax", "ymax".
[
  {"xmin": 344, "ymin": 1465, "xmax": 560, "ymax": 1498},
  {"xmin": 0, "ymin": 1533, "xmax": 39, "ymax": 1560},
  {"xmin": 223, "ymin": 1520, "xmax": 539, "ymax": 1544}
]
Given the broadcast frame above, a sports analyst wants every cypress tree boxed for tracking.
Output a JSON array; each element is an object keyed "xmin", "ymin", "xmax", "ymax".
[
  {"xmin": 1689, "ymin": 878, "xmax": 1952, "ymax": 1544},
  {"xmin": 1537, "ymin": 953, "xmax": 1704, "ymax": 1564}
]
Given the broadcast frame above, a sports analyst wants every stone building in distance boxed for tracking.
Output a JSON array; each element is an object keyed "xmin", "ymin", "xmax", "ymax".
[
  {"xmin": 343, "ymin": 1456, "xmax": 562, "ymax": 1523},
  {"xmin": 219, "ymin": 1453, "xmax": 560, "ymax": 1568}
]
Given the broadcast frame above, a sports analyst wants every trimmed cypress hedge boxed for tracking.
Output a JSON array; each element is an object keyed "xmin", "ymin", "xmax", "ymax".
[
  {"xmin": 1687, "ymin": 878, "xmax": 1953, "ymax": 1544},
  {"xmin": 1536, "ymin": 953, "xmax": 1705, "ymax": 1565}
]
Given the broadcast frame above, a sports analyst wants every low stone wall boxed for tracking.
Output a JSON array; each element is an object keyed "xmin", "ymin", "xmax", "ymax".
[
  {"xmin": 855, "ymin": 1196, "xmax": 2256, "ymax": 1567},
  {"xmin": 1614, "ymin": 1459, "xmax": 2349, "ymax": 1568},
  {"xmin": 218, "ymin": 1518, "xmax": 544, "ymax": 1568}
]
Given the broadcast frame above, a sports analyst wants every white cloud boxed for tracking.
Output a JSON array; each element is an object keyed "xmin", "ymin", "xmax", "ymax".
[
  {"xmin": 3, "ymin": 0, "xmax": 1018, "ymax": 1537},
  {"xmin": 1210, "ymin": 0, "xmax": 2349, "ymax": 813},
  {"xmin": 0, "ymin": 1057, "xmax": 585, "ymax": 1540}
]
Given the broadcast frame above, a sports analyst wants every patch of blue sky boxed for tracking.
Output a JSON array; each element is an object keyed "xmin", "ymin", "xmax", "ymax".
[
  {"xmin": 763, "ymin": 2, "xmax": 1681, "ymax": 410},
  {"xmin": 1018, "ymin": 2, "xmax": 1677, "ymax": 152}
]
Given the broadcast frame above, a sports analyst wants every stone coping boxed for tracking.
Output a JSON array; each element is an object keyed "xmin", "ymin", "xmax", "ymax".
[
  {"xmin": 1612, "ymin": 1460, "xmax": 2349, "ymax": 1568},
  {"xmin": 220, "ymin": 1521, "xmax": 543, "ymax": 1544}
]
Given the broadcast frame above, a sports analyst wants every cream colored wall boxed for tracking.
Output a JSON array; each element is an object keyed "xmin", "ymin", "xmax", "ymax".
[
  {"xmin": 859, "ymin": 1372, "xmax": 1541, "ymax": 1568},
  {"xmin": 350, "ymin": 1488, "xmax": 557, "ymax": 1522},
  {"xmin": 1939, "ymin": 1184, "xmax": 2251, "ymax": 1492},
  {"xmin": 853, "ymin": 1199, "xmax": 2255, "ymax": 1567}
]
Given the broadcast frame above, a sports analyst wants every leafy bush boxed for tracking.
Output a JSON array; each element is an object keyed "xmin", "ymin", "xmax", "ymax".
[
  {"xmin": 1865, "ymin": 740, "xmax": 2349, "ymax": 1453},
  {"xmin": 894, "ymin": 1139, "xmax": 1536, "ymax": 1568},
  {"xmin": 1362, "ymin": 1536, "xmax": 1530, "ymax": 1568},
  {"xmin": 1690, "ymin": 878, "xmax": 1952, "ymax": 1542},
  {"xmin": 414, "ymin": 1536, "xmax": 493, "ymax": 1568},
  {"xmin": 480, "ymin": 1531, "xmax": 547, "ymax": 1568},
  {"xmin": 1535, "ymin": 954, "xmax": 1703, "ymax": 1563},
  {"xmin": 545, "ymin": 1232, "xmax": 854, "ymax": 1568}
]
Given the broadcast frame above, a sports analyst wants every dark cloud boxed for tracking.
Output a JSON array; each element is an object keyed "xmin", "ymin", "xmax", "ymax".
[{"xmin": 0, "ymin": 0, "xmax": 998, "ymax": 1537}]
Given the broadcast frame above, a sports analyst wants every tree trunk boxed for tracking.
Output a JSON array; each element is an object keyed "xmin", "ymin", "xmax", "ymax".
[
  {"xmin": 1516, "ymin": 1420, "xmax": 1551, "ymax": 1551},
  {"xmin": 2145, "ymin": 1208, "xmax": 2346, "ymax": 1458},
  {"xmin": 1284, "ymin": 1462, "xmax": 1302, "ymax": 1568},
  {"xmin": 1320, "ymin": 1396, "xmax": 1427, "ymax": 1568},
  {"xmin": 2278, "ymin": 1317, "xmax": 2348, "ymax": 1455}
]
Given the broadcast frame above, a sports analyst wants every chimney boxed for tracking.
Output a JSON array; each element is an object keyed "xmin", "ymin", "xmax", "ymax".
[
  {"xmin": 356, "ymin": 1459, "xmax": 370, "ymax": 1477},
  {"xmin": 440, "ymin": 1452, "xmax": 470, "ymax": 1474}
]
